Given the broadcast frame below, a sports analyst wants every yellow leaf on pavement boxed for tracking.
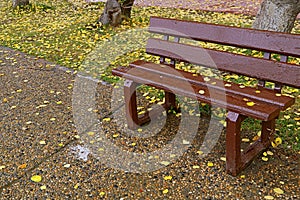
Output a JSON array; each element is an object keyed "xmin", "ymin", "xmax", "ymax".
[{"xmin": 31, "ymin": 175, "xmax": 42, "ymax": 182}]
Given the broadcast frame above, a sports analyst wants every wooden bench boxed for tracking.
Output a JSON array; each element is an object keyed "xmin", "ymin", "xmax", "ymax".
[{"xmin": 112, "ymin": 17, "xmax": 300, "ymax": 176}]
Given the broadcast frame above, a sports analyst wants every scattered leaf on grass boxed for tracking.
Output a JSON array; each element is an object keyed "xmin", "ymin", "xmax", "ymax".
[
  {"xmin": 263, "ymin": 152, "xmax": 267, "ymax": 156},
  {"xmin": 31, "ymin": 175, "xmax": 42, "ymax": 183},
  {"xmin": 207, "ymin": 162, "xmax": 214, "ymax": 167},
  {"xmin": 275, "ymin": 137, "xmax": 282, "ymax": 146},
  {"xmin": 0, "ymin": 166, "xmax": 5, "ymax": 170},
  {"xmin": 192, "ymin": 165, "xmax": 200, "ymax": 169},
  {"xmin": 242, "ymin": 138, "xmax": 250, "ymax": 142},
  {"xmin": 262, "ymin": 157, "xmax": 268, "ymax": 161}
]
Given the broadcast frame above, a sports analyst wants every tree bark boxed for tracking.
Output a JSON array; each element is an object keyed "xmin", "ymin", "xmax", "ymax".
[
  {"xmin": 12, "ymin": 0, "xmax": 29, "ymax": 8},
  {"xmin": 253, "ymin": 0, "xmax": 300, "ymax": 32},
  {"xmin": 98, "ymin": 0, "xmax": 135, "ymax": 26},
  {"xmin": 121, "ymin": 0, "xmax": 135, "ymax": 18}
]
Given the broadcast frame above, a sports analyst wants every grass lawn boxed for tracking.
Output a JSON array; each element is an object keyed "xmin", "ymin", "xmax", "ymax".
[{"xmin": 0, "ymin": 0, "xmax": 299, "ymax": 151}]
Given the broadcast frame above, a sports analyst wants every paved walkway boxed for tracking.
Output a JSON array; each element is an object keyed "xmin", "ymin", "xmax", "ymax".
[
  {"xmin": 0, "ymin": 45, "xmax": 299, "ymax": 199},
  {"xmin": 135, "ymin": 0, "xmax": 263, "ymax": 16}
]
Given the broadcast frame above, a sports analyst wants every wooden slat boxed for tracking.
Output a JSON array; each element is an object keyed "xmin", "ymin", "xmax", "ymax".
[
  {"xmin": 146, "ymin": 38, "xmax": 300, "ymax": 88},
  {"xmin": 129, "ymin": 60, "xmax": 295, "ymax": 110},
  {"xmin": 112, "ymin": 66, "xmax": 280, "ymax": 121},
  {"xmin": 149, "ymin": 17, "xmax": 300, "ymax": 58}
]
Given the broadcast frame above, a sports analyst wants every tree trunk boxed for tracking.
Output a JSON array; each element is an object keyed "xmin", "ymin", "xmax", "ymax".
[
  {"xmin": 98, "ymin": 0, "xmax": 135, "ymax": 26},
  {"xmin": 12, "ymin": 0, "xmax": 29, "ymax": 8},
  {"xmin": 121, "ymin": 0, "xmax": 135, "ymax": 18},
  {"xmin": 253, "ymin": 0, "xmax": 300, "ymax": 32}
]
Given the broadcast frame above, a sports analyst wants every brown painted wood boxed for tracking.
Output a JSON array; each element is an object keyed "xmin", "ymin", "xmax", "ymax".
[
  {"xmin": 146, "ymin": 39, "xmax": 300, "ymax": 88},
  {"xmin": 129, "ymin": 60, "xmax": 295, "ymax": 110},
  {"xmin": 225, "ymin": 112, "xmax": 244, "ymax": 176},
  {"xmin": 112, "ymin": 66, "xmax": 281, "ymax": 121},
  {"xmin": 149, "ymin": 17, "xmax": 300, "ymax": 58},
  {"xmin": 124, "ymin": 80, "xmax": 139, "ymax": 129},
  {"xmin": 112, "ymin": 17, "xmax": 300, "ymax": 176}
]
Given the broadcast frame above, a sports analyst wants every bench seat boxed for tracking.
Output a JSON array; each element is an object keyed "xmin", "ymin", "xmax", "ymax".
[{"xmin": 113, "ymin": 60, "xmax": 294, "ymax": 121}]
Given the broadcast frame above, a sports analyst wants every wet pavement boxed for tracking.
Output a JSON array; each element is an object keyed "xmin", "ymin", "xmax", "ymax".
[{"xmin": 0, "ymin": 42, "xmax": 299, "ymax": 199}]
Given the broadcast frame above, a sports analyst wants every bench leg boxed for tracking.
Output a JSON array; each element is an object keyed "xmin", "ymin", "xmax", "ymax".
[
  {"xmin": 165, "ymin": 91, "xmax": 177, "ymax": 111},
  {"xmin": 226, "ymin": 111, "xmax": 246, "ymax": 176},
  {"xmin": 124, "ymin": 80, "xmax": 175, "ymax": 130},
  {"xmin": 261, "ymin": 120, "xmax": 276, "ymax": 144},
  {"xmin": 226, "ymin": 111, "xmax": 276, "ymax": 176},
  {"xmin": 124, "ymin": 80, "xmax": 139, "ymax": 129}
]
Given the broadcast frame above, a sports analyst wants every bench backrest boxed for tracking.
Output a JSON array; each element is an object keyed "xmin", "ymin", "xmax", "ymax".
[{"xmin": 146, "ymin": 17, "xmax": 300, "ymax": 89}]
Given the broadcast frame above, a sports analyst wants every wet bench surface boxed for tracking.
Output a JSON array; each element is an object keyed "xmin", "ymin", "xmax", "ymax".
[{"xmin": 112, "ymin": 17, "xmax": 300, "ymax": 176}]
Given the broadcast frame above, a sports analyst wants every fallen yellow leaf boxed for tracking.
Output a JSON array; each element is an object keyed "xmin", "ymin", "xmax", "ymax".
[
  {"xmin": 162, "ymin": 189, "xmax": 169, "ymax": 194},
  {"xmin": 262, "ymin": 157, "xmax": 268, "ymax": 161},
  {"xmin": 40, "ymin": 185, "xmax": 47, "ymax": 190},
  {"xmin": 163, "ymin": 175, "xmax": 172, "ymax": 180},
  {"xmin": 264, "ymin": 195, "xmax": 274, "ymax": 200},
  {"xmin": 197, "ymin": 150, "xmax": 203, "ymax": 155},
  {"xmin": 198, "ymin": 90, "xmax": 205, "ymax": 95},
  {"xmin": 275, "ymin": 137, "xmax": 282, "ymax": 145},
  {"xmin": 207, "ymin": 162, "xmax": 214, "ymax": 167},
  {"xmin": 99, "ymin": 191, "xmax": 105, "ymax": 196},
  {"xmin": 273, "ymin": 188, "xmax": 284, "ymax": 194},
  {"xmin": 31, "ymin": 175, "xmax": 42, "ymax": 183},
  {"xmin": 103, "ymin": 118, "xmax": 111, "ymax": 122},
  {"xmin": 160, "ymin": 161, "xmax": 170, "ymax": 166},
  {"xmin": 74, "ymin": 183, "xmax": 80, "ymax": 189},
  {"xmin": 18, "ymin": 163, "xmax": 27, "ymax": 169},
  {"xmin": 246, "ymin": 102, "xmax": 255, "ymax": 106},
  {"xmin": 220, "ymin": 157, "xmax": 226, "ymax": 161}
]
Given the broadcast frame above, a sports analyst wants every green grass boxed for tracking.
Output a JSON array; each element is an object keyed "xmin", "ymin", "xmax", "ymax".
[{"xmin": 0, "ymin": 0, "xmax": 299, "ymax": 151}]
